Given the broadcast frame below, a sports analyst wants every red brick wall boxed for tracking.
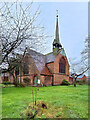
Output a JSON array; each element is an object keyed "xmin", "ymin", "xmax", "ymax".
[
  {"xmin": 42, "ymin": 54, "xmax": 69, "ymax": 86},
  {"xmin": 54, "ymin": 54, "xmax": 69, "ymax": 75},
  {"xmin": 40, "ymin": 75, "xmax": 52, "ymax": 86},
  {"xmin": 8, "ymin": 54, "xmax": 69, "ymax": 86},
  {"xmin": 9, "ymin": 54, "xmax": 40, "ymax": 84},
  {"xmin": 47, "ymin": 62, "xmax": 54, "ymax": 73},
  {"xmin": 18, "ymin": 75, "xmax": 32, "ymax": 84},
  {"xmin": 53, "ymin": 54, "xmax": 69, "ymax": 85},
  {"xmin": 40, "ymin": 75, "xmax": 45, "ymax": 85},
  {"xmin": 54, "ymin": 74, "xmax": 69, "ymax": 85}
]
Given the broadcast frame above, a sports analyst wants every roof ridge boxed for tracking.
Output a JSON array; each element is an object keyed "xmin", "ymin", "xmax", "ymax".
[{"xmin": 27, "ymin": 48, "xmax": 45, "ymax": 56}]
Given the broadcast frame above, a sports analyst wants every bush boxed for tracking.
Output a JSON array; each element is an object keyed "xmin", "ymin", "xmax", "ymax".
[
  {"xmin": 3, "ymin": 81, "xmax": 11, "ymax": 85},
  {"xmin": 61, "ymin": 79, "xmax": 70, "ymax": 86},
  {"xmin": 23, "ymin": 77, "xmax": 31, "ymax": 84},
  {"xmin": 83, "ymin": 80, "xmax": 86, "ymax": 83}
]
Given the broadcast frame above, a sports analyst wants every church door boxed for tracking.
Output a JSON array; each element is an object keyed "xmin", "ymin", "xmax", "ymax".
[{"xmin": 34, "ymin": 76, "xmax": 37, "ymax": 86}]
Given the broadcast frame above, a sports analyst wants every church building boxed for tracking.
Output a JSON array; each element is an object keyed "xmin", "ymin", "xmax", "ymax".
[{"xmin": 9, "ymin": 13, "xmax": 69, "ymax": 86}]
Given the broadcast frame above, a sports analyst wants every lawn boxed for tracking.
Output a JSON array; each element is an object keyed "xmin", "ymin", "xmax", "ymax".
[{"xmin": 2, "ymin": 85, "xmax": 88, "ymax": 118}]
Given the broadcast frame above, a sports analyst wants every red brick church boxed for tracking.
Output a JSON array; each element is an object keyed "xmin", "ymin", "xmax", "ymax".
[{"xmin": 9, "ymin": 13, "xmax": 69, "ymax": 86}]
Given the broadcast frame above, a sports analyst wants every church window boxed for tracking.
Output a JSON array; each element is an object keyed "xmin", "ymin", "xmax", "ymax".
[
  {"xmin": 23, "ymin": 63, "xmax": 29, "ymax": 75},
  {"xmin": 59, "ymin": 57, "xmax": 65, "ymax": 74}
]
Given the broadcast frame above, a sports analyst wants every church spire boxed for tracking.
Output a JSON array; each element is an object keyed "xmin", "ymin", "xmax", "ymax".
[
  {"xmin": 55, "ymin": 10, "xmax": 59, "ymax": 43},
  {"xmin": 53, "ymin": 10, "xmax": 62, "ymax": 54}
]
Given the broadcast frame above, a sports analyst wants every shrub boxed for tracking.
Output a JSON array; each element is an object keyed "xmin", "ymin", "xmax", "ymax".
[
  {"xmin": 3, "ymin": 81, "xmax": 11, "ymax": 85},
  {"xmin": 23, "ymin": 77, "xmax": 31, "ymax": 84},
  {"xmin": 61, "ymin": 79, "xmax": 70, "ymax": 86},
  {"xmin": 83, "ymin": 80, "xmax": 86, "ymax": 83}
]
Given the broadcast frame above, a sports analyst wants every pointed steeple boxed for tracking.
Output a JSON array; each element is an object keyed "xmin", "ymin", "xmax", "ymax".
[
  {"xmin": 53, "ymin": 10, "xmax": 62, "ymax": 54},
  {"xmin": 55, "ymin": 10, "xmax": 59, "ymax": 43}
]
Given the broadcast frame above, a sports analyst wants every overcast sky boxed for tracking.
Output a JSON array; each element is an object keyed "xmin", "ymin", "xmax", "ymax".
[{"xmin": 33, "ymin": 2, "xmax": 88, "ymax": 61}]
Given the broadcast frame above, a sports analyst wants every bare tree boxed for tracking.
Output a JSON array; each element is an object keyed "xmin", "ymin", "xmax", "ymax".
[
  {"xmin": 81, "ymin": 37, "xmax": 90, "ymax": 69},
  {"xmin": 70, "ymin": 37, "xmax": 90, "ymax": 87},
  {"xmin": 0, "ymin": 1, "xmax": 48, "ymax": 72},
  {"xmin": 0, "ymin": 2, "xmax": 50, "ymax": 106}
]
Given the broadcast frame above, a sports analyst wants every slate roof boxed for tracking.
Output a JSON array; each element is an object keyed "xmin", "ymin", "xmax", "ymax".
[
  {"xmin": 26, "ymin": 48, "xmax": 46, "ymax": 73},
  {"xmin": 46, "ymin": 52, "xmax": 56, "ymax": 63},
  {"xmin": 25, "ymin": 48, "xmax": 68, "ymax": 74}
]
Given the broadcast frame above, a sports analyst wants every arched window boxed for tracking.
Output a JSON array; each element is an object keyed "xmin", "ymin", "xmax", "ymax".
[
  {"xmin": 23, "ymin": 63, "xmax": 29, "ymax": 75},
  {"xmin": 59, "ymin": 57, "xmax": 65, "ymax": 74}
]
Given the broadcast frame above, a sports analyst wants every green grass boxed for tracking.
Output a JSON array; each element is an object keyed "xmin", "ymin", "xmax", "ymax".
[{"xmin": 2, "ymin": 85, "xmax": 88, "ymax": 118}]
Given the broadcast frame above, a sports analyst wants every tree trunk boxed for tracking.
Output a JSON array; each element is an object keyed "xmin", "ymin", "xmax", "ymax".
[
  {"xmin": 74, "ymin": 83, "xmax": 76, "ymax": 87},
  {"xmin": 74, "ymin": 78, "xmax": 76, "ymax": 87},
  {"xmin": 12, "ymin": 74, "xmax": 18, "ymax": 87}
]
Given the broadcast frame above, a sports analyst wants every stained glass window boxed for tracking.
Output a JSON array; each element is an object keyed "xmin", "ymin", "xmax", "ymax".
[{"xmin": 59, "ymin": 57, "xmax": 65, "ymax": 74}]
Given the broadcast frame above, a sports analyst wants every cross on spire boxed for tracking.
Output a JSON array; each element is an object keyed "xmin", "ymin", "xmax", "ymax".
[{"xmin": 56, "ymin": 10, "xmax": 58, "ymax": 17}]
